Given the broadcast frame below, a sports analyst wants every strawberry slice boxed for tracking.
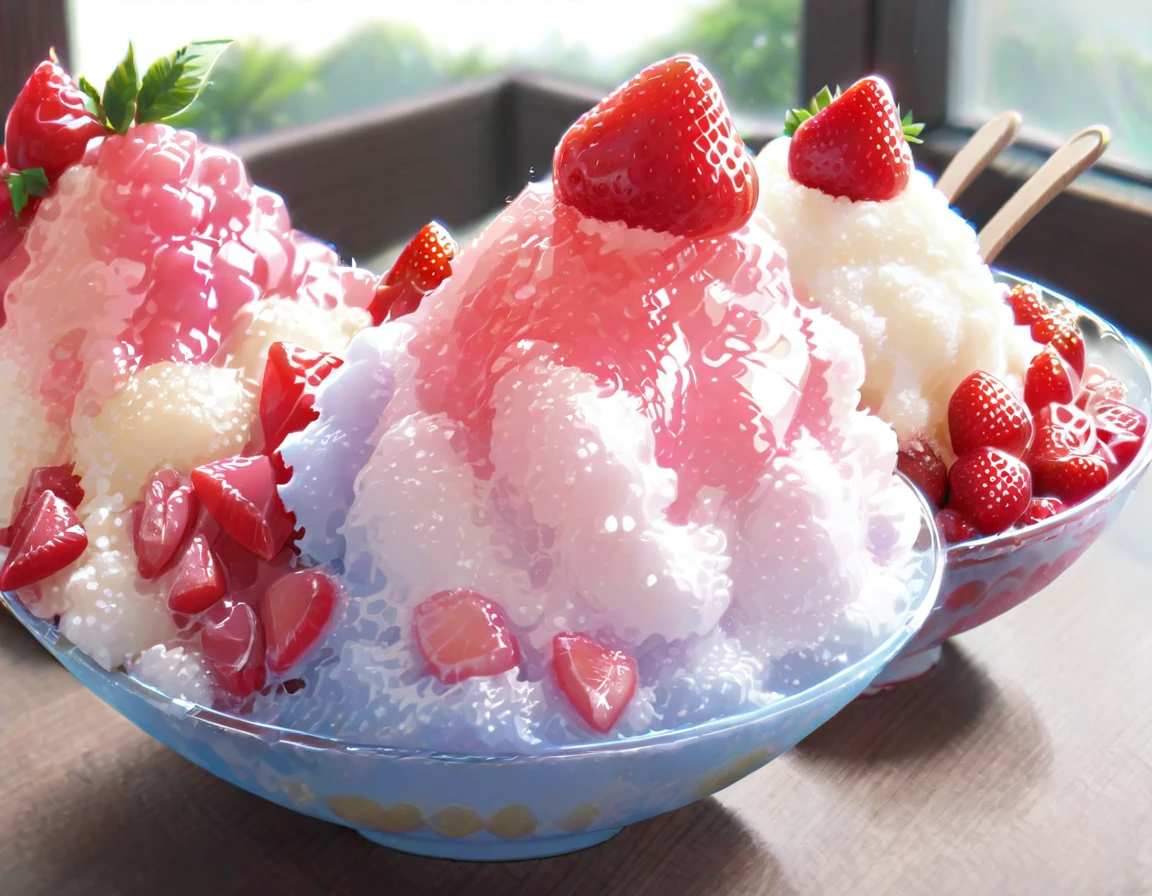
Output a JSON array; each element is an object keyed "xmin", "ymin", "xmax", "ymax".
[
  {"xmin": 0, "ymin": 463, "xmax": 84, "ymax": 548},
  {"xmin": 1092, "ymin": 399, "xmax": 1147, "ymax": 474},
  {"xmin": 133, "ymin": 466, "xmax": 198, "ymax": 579},
  {"xmin": 191, "ymin": 455, "xmax": 295, "ymax": 563},
  {"xmin": 1024, "ymin": 348, "xmax": 1074, "ymax": 415},
  {"xmin": 948, "ymin": 371, "xmax": 1033, "ymax": 458},
  {"xmin": 0, "ymin": 490, "xmax": 88, "ymax": 591},
  {"xmin": 261, "ymin": 568, "xmax": 338, "ymax": 675},
  {"xmin": 552, "ymin": 633, "xmax": 638, "ymax": 734},
  {"xmin": 896, "ymin": 438, "xmax": 947, "ymax": 507},
  {"xmin": 1030, "ymin": 312, "xmax": 1085, "ymax": 377},
  {"xmin": 1005, "ymin": 283, "xmax": 1051, "ymax": 328},
  {"xmin": 259, "ymin": 342, "xmax": 344, "ymax": 453},
  {"xmin": 947, "ymin": 447, "xmax": 1032, "ymax": 536},
  {"xmin": 368, "ymin": 222, "xmax": 458, "ymax": 325},
  {"xmin": 784, "ymin": 76, "xmax": 923, "ymax": 202},
  {"xmin": 167, "ymin": 535, "xmax": 226, "ymax": 615},
  {"xmin": 200, "ymin": 599, "xmax": 266, "ymax": 699},
  {"xmin": 412, "ymin": 588, "xmax": 520, "ymax": 684},
  {"xmin": 1018, "ymin": 497, "xmax": 1065, "ymax": 527},
  {"xmin": 553, "ymin": 55, "xmax": 758, "ymax": 238},
  {"xmin": 935, "ymin": 508, "xmax": 980, "ymax": 545},
  {"xmin": 5, "ymin": 59, "xmax": 108, "ymax": 181}
]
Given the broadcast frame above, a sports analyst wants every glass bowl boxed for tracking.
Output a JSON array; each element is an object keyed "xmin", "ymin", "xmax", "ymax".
[
  {"xmin": 1, "ymin": 479, "xmax": 941, "ymax": 862},
  {"xmin": 864, "ymin": 273, "xmax": 1152, "ymax": 693}
]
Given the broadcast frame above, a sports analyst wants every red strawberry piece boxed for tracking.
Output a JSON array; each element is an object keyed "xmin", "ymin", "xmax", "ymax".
[
  {"xmin": 552, "ymin": 632, "xmax": 638, "ymax": 734},
  {"xmin": 1024, "ymin": 348, "xmax": 1075, "ymax": 414},
  {"xmin": 947, "ymin": 448, "xmax": 1032, "ymax": 536},
  {"xmin": 259, "ymin": 341, "xmax": 344, "ymax": 453},
  {"xmin": 191, "ymin": 455, "xmax": 295, "ymax": 563},
  {"xmin": 5, "ymin": 60, "xmax": 108, "ymax": 181},
  {"xmin": 948, "ymin": 370, "xmax": 1033, "ymax": 457},
  {"xmin": 0, "ymin": 490, "xmax": 88, "ymax": 591},
  {"xmin": 935, "ymin": 508, "xmax": 980, "ymax": 544},
  {"xmin": 133, "ymin": 466, "xmax": 197, "ymax": 579},
  {"xmin": 1032, "ymin": 453, "xmax": 1109, "ymax": 504},
  {"xmin": 1030, "ymin": 312, "xmax": 1085, "ymax": 377},
  {"xmin": 200, "ymin": 599, "xmax": 266, "ymax": 699},
  {"xmin": 1092, "ymin": 399, "xmax": 1147, "ymax": 474},
  {"xmin": 1025, "ymin": 402, "xmax": 1107, "ymax": 503},
  {"xmin": 896, "ymin": 438, "xmax": 948, "ymax": 507},
  {"xmin": 785, "ymin": 76, "xmax": 919, "ymax": 202},
  {"xmin": 1005, "ymin": 283, "xmax": 1050, "ymax": 328},
  {"xmin": 167, "ymin": 535, "xmax": 226, "ymax": 615},
  {"xmin": 1075, "ymin": 364, "xmax": 1126, "ymax": 409},
  {"xmin": 261, "ymin": 568, "xmax": 338, "ymax": 675},
  {"xmin": 553, "ymin": 55, "xmax": 758, "ymax": 238},
  {"xmin": 1018, "ymin": 497, "xmax": 1065, "ymax": 527},
  {"xmin": 412, "ymin": 588, "xmax": 520, "ymax": 684},
  {"xmin": 368, "ymin": 222, "xmax": 458, "ymax": 325},
  {"xmin": 0, "ymin": 463, "xmax": 83, "ymax": 548}
]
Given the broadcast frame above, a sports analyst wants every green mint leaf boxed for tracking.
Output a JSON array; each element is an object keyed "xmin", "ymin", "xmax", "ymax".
[
  {"xmin": 136, "ymin": 40, "xmax": 232, "ymax": 124},
  {"xmin": 4, "ymin": 168, "xmax": 49, "ymax": 216},
  {"xmin": 77, "ymin": 76, "xmax": 106, "ymax": 123},
  {"xmin": 102, "ymin": 43, "xmax": 139, "ymax": 135}
]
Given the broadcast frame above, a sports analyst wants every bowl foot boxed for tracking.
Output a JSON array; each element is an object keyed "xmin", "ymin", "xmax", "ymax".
[
  {"xmin": 861, "ymin": 644, "xmax": 943, "ymax": 696},
  {"xmin": 358, "ymin": 826, "xmax": 623, "ymax": 861}
]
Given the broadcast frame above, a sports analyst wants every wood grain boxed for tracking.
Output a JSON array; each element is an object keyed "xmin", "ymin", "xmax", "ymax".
[{"xmin": 3, "ymin": 476, "xmax": 1151, "ymax": 896}]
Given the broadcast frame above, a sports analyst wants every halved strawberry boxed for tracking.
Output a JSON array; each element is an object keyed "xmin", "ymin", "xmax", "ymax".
[
  {"xmin": 1092, "ymin": 399, "xmax": 1147, "ymax": 474},
  {"xmin": 553, "ymin": 55, "xmax": 758, "ymax": 238},
  {"xmin": 412, "ymin": 588, "xmax": 520, "ymax": 684},
  {"xmin": 948, "ymin": 371, "xmax": 1033, "ymax": 458},
  {"xmin": 947, "ymin": 448, "xmax": 1032, "ymax": 536},
  {"xmin": 5, "ymin": 59, "xmax": 108, "ymax": 181},
  {"xmin": 167, "ymin": 535, "xmax": 226, "ymax": 615},
  {"xmin": 0, "ymin": 490, "xmax": 88, "ymax": 591},
  {"xmin": 0, "ymin": 463, "xmax": 84, "ymax": 548},
  {"xmin": 1075, "ymin": 364, "xmax": 1126, "ymax": 410},
  {"xmin": 1030, "ymin": 312, "xmax": 1085, "ymax": 377},
  {"xmin": 190, "ymin": 455, "xmax": 295, "ymax": 563},
  {"xmin": 1025, "ymin": 404, "xmax": 1109, "ymax": 503},
  {"xmin": 133, "ymin": 466, "xmax": 197, "ymax": 579},
  {"xmin": 261, "ymin": 568, "xmax": 337, "ymax": 675},
  {"xmin": 368, "ymin": 222, "xmax": 458, "ymax": 325},
  {"xmin": 1018, "ymin": 497, "xmax": 1065, "ymax": 527},
  {"xmin": 1005, "ymin": 283, "xmax": 1051, "ymax": 328},
  {"xmin": 784, "ymin": 77, "xmax": 923, "ymax": 202},
  {"xmin": 552, "ymin": 633, "xmax": 638, "ymax": 734},
  {"xmin": 896, "ymin": 439, "xmax": 947, "ymax": 507},
  {"xmin": 259, "ymin": 342, "xmax": 344, "ymax": 453},
  {"xmin": 200, "ymin": 599, "xmax": 266, "ymax": 699},
  {"xmin": 935, "ymin": 508, "xmax": 980, "ymax": 545},
  {"xmin": 1024, "ymin": 348, "xmax": 1074, "ymax": 415}
]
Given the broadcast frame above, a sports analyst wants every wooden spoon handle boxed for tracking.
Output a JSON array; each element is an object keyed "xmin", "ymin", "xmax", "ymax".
[
  {"xmin": 978, "ymin": 125, "xmax": 1111, "ymax": 265},
  {"xmin": 935, "ymin": 111, "xmax": 1022, "ymax": 204}
]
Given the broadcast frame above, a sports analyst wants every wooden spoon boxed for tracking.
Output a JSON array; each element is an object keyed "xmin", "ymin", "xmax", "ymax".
[
  {"xmin": 935, "ymin": 111, "xmax": 1023, "ymax": 204},
  {"xmin": 978, "ymin": 125, "xmax": 1111, "ymax": 265}
]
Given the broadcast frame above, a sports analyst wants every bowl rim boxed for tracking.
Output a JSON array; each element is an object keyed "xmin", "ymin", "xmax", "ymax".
[
  {"xmin": 2, "ymin": 476, "xmax": 942, "ymax": 763},
  {"xmin": 943, "ymin": 271, "xmax": 1152, "ymax": 559}
]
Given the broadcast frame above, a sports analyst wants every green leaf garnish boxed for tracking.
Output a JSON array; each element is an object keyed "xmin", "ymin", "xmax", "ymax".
[
  {"xmin": 77, "ymin": 76, "xmax": 105, "ymax": 122},
  {"xmin": 4, "ymin": 167, "xmax": 50, "ymax": 216},
  {"xmin": 137, "ymin": 40, "xmax": 232, "ymax": 124},
  {"xmin": 102, "ymin": 43, "xmax": 138, "ymax": 134},
  {"xmin": 784, "ymin": 84, "xmax": 926, "ymax": 145},
  {"xmin": 900, "ymin": 108, "xmax": 925, "ymax": 144}
]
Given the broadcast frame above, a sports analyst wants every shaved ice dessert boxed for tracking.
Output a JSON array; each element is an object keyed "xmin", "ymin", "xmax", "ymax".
[
  {"xmin": 755, "ymin": 77, "xmax": 1146, "ymax": 542},
  {"xmin": 1, "ymin": 49, "xmax": 928, "ymax": 753}
]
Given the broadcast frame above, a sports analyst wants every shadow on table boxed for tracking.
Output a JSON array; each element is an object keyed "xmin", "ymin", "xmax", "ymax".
[
  {"xmin": 0, "ymin": 603, "xmax": 54, "ymax": 667},
  {"xmin": 22, "ymin": 745, "xmax": 793, "ymax": 896}
]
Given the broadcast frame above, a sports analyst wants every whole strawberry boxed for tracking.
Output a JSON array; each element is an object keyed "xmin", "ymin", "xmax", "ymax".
[
  {"xmin": 553, "ymin": 55, "xmax": 758, "ymax": 238},
  {"xmin": 1025, "ymin": 403, "xmax": 1109, "ymax": 503},
  {"xmin": 948, "ymin": 370, "xmax": 1033, "ymax": 457},
  {"xmin": 948, "ymin": 447, "xmax": 1032, "ymax": 536},
  {"xmin": 1024, "ymin": 348, "xmax": 1075, "ymax": 414},
  {"xmin": 5, "ymin": 59, "xmax": 108, "ymax": 181},
  {"xmin": 785, "ymin": 77, "xmax": 924, "ymax": 202},
  {"xmin": 896, "ymin": 438, "xmax": 947, "ymax": 507}
]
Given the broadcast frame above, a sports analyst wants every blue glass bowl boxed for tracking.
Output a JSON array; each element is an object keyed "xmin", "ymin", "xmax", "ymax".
[{"xmin": 2, "ymin": 482, "xmax": 939, "ymax": 862}]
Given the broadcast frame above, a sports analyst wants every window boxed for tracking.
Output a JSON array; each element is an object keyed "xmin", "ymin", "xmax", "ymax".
[
  {"xmin": 950, "ymin": 0, "xmax": 1152, "ymax": 178},
  {"xmin": 68, "ymin": 0, "xmax": 801, "ymax": 144}
]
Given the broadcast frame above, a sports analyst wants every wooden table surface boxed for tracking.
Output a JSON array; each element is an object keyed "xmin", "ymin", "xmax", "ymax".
[{"xmin": 2, "ymin": 478, "xmax": 1150, "ymax": 896}]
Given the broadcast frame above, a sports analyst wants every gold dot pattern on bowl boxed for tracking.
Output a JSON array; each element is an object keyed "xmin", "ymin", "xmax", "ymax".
[
  {"xmin": 556, "ymin": 803, "xmax": 601, "ymax": 832},
  {"xmin": 486, "ymin": 804, "xmax": 538, "ymax": 840},
  {"xmin": 430, "ymin": 806, "xmax": 485, "ymax": 839},
  {"xmin": 326, "ymin": 795, "xmax": 426, "ymax": 833},
  {"xmin": 692, "ymin": 747, "xmax": 774, "ymax": 799}
]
